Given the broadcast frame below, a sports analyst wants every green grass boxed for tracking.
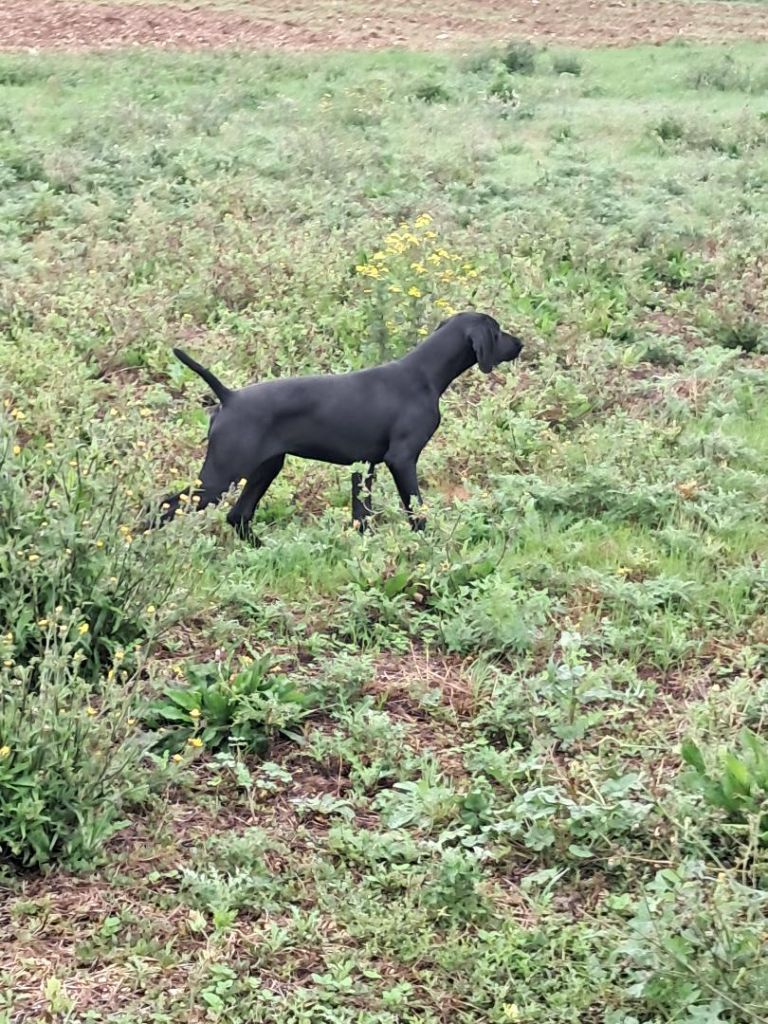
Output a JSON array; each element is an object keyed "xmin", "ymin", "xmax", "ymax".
[{"xmin": 2, "ymin": 40, "xmax": 768, "ymax": 1024}]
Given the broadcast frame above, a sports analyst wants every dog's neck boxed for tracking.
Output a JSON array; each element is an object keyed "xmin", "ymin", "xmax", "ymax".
[{"xmin": 399, "ymin": 329, "xmax": 476, "ymax": 395}]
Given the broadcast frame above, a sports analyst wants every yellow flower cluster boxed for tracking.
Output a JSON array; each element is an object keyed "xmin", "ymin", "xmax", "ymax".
[{"xmin": 355, "ymin": 214, "xmax": 480, "ymax": 334}]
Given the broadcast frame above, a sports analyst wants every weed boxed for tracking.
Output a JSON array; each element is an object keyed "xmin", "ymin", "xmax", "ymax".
[
  {"xmin": 143, "ymin": 653, "xmax": 315, "ymax": 755},
  {"xmin": 0, "ymin": 644, "xmax": 147, "ymax": 868},
  {"xmin": 502, "ymin": 42, "xmax": 538, "ymax": 75},
  {"xmin": 552, "ymin": 54, "xmax": 583, "ymax": 76},
  {"xmin": 411, "ymin": 80, "xmax": 452, "ymax": 104},
  {"xmin": 681, "ymin": 730, "xmax": 768, "ymax": 848}
]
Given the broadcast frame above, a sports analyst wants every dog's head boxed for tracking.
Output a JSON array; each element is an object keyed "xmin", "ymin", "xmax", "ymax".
[{"xmin": 459, "ymin": 312, "xmax": 523, "ymax": 373}]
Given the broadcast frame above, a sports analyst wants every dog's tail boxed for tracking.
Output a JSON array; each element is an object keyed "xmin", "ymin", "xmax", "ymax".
[{"xmin": 173, "ymin": 349, "xmax": 232, "ymax": 404}]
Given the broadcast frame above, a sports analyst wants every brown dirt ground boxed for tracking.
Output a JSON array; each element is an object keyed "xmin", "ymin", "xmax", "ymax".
[{"xmin": 1, "ymin": 0, "xmax": 767, "ymax": 54}]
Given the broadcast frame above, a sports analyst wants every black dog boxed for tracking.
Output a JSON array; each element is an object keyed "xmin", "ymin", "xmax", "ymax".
[{"xmin": 156, "ymin": 311, "xmax": 522, "ymax": 536}]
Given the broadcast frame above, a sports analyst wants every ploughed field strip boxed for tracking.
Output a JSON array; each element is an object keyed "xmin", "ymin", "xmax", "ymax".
[{"xmin": 1, "ymin": 0, "xmax": 768, "ymax": 51}]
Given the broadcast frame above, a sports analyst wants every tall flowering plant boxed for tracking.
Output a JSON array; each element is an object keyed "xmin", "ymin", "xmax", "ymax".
[{"xmin": 355, "ymin": 214, "xmax": 480, "ymax": 357}]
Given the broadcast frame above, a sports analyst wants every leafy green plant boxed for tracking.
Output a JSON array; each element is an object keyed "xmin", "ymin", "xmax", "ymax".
[
  {"xmin": 180, "ymin": 828, "xmax": 285, "ymax": 918},
  {"xmin": 502, "ymin": 42, "xmax": 537, "ymax": 75},
  {"xmin": 0, "ymin": 430, "xmax": 187, "ymax": 686},
  {"xmin": 411, "ymin": 79, "xmax": 452, "ymax": 104},
  {"xmin": 437, "ymin": 578, "xmax": 551, "ymax": 657},
  {"xmin": 377, "ymin": 772, "xmax": 460, "ymax": 832},
  {"xmin": 0, "ymin": 637, "xmax": 147, "ymax": 868},
  {"xmin": 653, "ymin": 115, "xmax": 686, "ymax": 143},
  {"xmin": 620, "ymin": 863, "xmax": 768, "ymax": 1022},
  {"xmin": 306, "ymin": 703, "xmax": 413, "ymax": 794},
  {"xmin": 687, "ymin": 55, "xmax": 765, "ymax": 93},
  {"xmin": 143, "ymin": 654, "xmax": 314, "ymax": 755},
  {"xmin": 552, "ymin": 54, "xmax": 583, "ymax": 76},
  {"xmin": 421, "ymin": 848, "xmax": 490, "ymax": 924},
  {"xmin": 487, "ymin": 65, "xmax": 522, "ymax": 106},
  {"xmin": 681, "ymin": 729, "xmax": 768, "ymax": 845}
]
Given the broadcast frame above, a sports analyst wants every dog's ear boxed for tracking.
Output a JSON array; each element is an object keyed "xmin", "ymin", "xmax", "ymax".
[{"xmin": 470, "ymin": 320, "xmax": 501, "ymax": 373}]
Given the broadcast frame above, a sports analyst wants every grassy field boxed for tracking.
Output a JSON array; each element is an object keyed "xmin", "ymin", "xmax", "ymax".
[{"xmin": 2, "ymin": 37, "xmax": 768, "ymax": 1024}]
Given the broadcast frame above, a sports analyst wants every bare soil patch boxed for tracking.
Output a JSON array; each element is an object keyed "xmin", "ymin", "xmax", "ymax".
[{"xmin": 1, "ymin": 0, "xmax": 767, "ymax": 54}]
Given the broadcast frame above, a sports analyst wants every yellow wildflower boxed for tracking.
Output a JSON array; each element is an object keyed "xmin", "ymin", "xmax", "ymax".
[
  {"xmin": 355, "ymin": 263, "xmax": 381, "ymax": 279},
  {"xmin": 3, "ymin": 633, "xmax": 12, "ymax": 643},
  {"xmin": 12, "ymin": 444, "xmax": 21, "ymax": 456},
  {"xmin": 0, "ymin": 746, "xmax": 10, "ymax": 758},
  {"xmin": 28, "ymin": 554, "xmax": 40, "ymax": 563},
  {"xmin": 115, "ymin": 649, "xmax": 125, "ymax": 661},
  {"xmin": 408, "ymin": 287, "xmax": 422, "ymax": 299},
  {"xmin": 37, "ymin": 618, "xmax": 49, "ymax": 628},
  {"xmin": 414, "ymin": 213, "xmax": 432, "ymax": 228},
  {"xmin": 146, "ymin": 605, "xmax": 156, "ymax": 615},
  {"xmin": 172, "ymin": 753, "xmax": 183, "ymax": 763},
  {"xmin": 86, "ymin": 706, "xmax": 97, "ymax": 717},
  {"xmin": 188, "ymin": 737, "xmax": 203, "ymax": 748},
  {"xmin": 139, "ymin": 407, "xmax": 152, "ymax": 418},
  {"xmin": 95, "ymin": 539, "xmax": 104, "ymax": 548},
  {"xmin": 78, "ymin": 622, "xmax": 89, "ymax": 635},
  {"xmin": 189, "ymin": 708, "xmax": 201, "ymax": 720}
]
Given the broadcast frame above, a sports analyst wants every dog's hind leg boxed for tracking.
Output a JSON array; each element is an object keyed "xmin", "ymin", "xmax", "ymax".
[
  {"xmin": 351, "ymin": 463, "xmax": 376, "ymax": 533},
  {"xmin": 226, "ymin": 455, "xmax": 286, "ymax": 537}
]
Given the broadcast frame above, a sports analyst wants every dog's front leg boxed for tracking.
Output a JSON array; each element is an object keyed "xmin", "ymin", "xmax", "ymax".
[{"xmin": 386, "ymin": 456, "xmax": 426, "ymax": 531}]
